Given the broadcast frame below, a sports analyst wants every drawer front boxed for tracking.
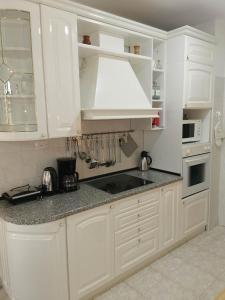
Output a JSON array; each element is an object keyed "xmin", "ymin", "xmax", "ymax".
[
  {"xmin": 114, "ymin": 196, "xmax": 138, "ymax": 215},
  {"xmin": 138, "ymin": 201, "xmax": 159, "ymax": 221},
  {"xmin": 115, "ymin": 215, "xmax": 159, "ymax": 246},
  {"xmin": 115, "ymin": 208, "xmax": 139, "ymax": 231},
  {"xmin": 138, "ymin": 189, "xmax": 160, "ymax": 206},
  {"xmin": 115, "ymin": 197, "xmax": 159, "ymax": 231},
  {"xmin": 115, "ymin": 229, "xmax": 159, "ymax": 275}
]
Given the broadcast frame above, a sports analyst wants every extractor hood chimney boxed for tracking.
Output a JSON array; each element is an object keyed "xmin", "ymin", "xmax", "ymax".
[{"xmin": 79, "ymin": 32, "xmax": 160, "ymax": 120}]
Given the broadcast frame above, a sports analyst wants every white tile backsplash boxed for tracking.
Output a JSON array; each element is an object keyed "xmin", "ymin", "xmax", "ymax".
[{"xmin": 0, "ymin": 120, "xmax": 143, "ymax": 195}]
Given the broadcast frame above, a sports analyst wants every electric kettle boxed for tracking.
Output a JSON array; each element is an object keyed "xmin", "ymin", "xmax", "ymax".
[
  {"xmin": 139, "ymin": 151, "xmax": 152, "ymax": 171},
  {"xmin": 42, "ymin": 167, "xmax": 58, "ymax": 194}
]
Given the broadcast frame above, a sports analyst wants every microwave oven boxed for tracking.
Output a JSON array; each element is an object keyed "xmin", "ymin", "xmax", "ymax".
[{"xmin": 182, "ymin": 120, "xmax": 201, "ymax": 143}]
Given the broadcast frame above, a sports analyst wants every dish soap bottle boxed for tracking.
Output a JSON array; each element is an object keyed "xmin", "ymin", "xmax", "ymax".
[{"xmin": 152, "ymin": 81, "xmax": 160, "ymax": 100}]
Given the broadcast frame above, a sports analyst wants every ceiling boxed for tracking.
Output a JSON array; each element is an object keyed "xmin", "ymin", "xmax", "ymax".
[{"xmin": 74, "ymin": 0, "xmax": 225, "ymax": 30}]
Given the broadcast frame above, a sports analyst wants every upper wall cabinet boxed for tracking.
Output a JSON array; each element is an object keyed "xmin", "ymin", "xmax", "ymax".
[
  {"xmin": 184, "ymin": 62, "xmax": 214, "ymax": 108},
  {"xmin": 41, "ymin": 6, "xmax": 81, "ymax": 138},
  {"xmin": 0, "ymin": 0, "xmax": 48, "ymax": 141},
  {"xmin": 185, "ymin": 37, "xmax": 214, "ymax": 66}
]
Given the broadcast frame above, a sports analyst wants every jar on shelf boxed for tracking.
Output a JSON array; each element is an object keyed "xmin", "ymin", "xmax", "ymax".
[
  {"xmin": 152, "ymin": 81, "xmax": 161, "ymax": 100},
  {"xmin": 82, "ymin": 35, "xmax": 91, "ymax": 45}
]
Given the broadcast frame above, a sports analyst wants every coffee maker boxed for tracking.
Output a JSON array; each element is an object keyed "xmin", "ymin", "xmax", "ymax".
[{"xmin": 57, "ymin": 158, "xmax": 79, "ymax": 192}]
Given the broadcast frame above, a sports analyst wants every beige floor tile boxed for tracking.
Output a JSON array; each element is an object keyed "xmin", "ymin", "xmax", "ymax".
[
  {"xmin": 151, "ymin": 252, "xmax": 185, "ymax": 274},
  {"xmin": 94, "ymin": 282, "xmax": 145, "ymax": 300},
  {"xmin": 139, "ymin": 276, "xmax": 197, "ymax": 300},
  {"xmin": 166, "ymin": 263, "xmax": 215, "ymax": 296},
  {"xmin": 170, "ymin": 243, "xmax": 200, "ymax": 261},
  {"xmin": 187, "ymin": 249, "xmax": 225, "ymax": 277},
  {"xmin": 199, "ymin": 279, "xmax": 225, "ymax": 300},
  {"xmin": 125, "ymin": 266, "xmax": 163, "ymax": 295}
]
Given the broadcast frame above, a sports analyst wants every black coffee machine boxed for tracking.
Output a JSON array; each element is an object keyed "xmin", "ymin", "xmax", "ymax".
[{"xmin": 57, "ymin": 158, "xmax": 79, "ymax": 192}]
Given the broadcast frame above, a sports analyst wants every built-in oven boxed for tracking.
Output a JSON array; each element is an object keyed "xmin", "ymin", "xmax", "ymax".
[{"xmin": 182, "ymin": 153, "xmax": 210, "ymax": 198}]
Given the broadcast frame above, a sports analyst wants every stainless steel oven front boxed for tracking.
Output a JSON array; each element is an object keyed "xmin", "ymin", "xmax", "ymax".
[{"xmin": 182, "ymin": 153, "xmax": 210, "ymax": 198}]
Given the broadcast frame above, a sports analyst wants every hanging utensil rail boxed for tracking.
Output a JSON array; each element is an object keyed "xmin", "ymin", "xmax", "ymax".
[{"xmin": 77, "ymin": 129, "xmax": 134, "ymax": 137}]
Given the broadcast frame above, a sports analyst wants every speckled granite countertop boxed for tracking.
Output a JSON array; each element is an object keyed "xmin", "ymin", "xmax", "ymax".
[{"xmin": 0, "ymin": 169, "xmax": 182, "ymax": 225}]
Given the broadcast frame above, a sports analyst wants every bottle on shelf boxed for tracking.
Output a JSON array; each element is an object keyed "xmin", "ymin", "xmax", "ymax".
[
  {"xmin": 152, "ymin": 112, "xmax": 161, "ymax": 128},
  {"xmin": 152, "ymin": 81, "xmax": 161, "ymax": 100}
]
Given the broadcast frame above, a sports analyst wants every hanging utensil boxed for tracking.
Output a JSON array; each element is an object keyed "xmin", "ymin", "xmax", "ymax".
[
  {"xmin": 111, "ymin": 135, "xmax": 116, "ymax": 166},
  {"xmin": 119, "ymin": 133, "xmax": 138, "ymax": 158},
  {"xmin": 85, "ymin": 137, "xmax": 92, "ymax": 163}
]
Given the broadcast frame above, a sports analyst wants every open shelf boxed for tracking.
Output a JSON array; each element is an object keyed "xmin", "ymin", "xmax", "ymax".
[
  {"xmin": 78, "ymin": 17, "xmax": 153, "ymax": 58},
  {"xmin": 153, "ymin": 68, "xmax": 165, "ymax": 73},
  {"xmin": 78, "ymin": 43, "xmax": 151, "ymax": 64},
  {"xmin": 0, "ymin": 95, "xmax": 34, "ymax": 99}
]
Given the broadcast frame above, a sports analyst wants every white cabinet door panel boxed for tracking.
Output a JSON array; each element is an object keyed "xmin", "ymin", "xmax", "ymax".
[
  {"xmin": 6, "ymin": 220, "xmax": 68, "ymax": 300},
  {"xmin": 182, "ymin": 190, "xmax": 208, "ymax": 237},
  {"xmin": 160, "ymin": 183, "xmax": 179, "ymax": 249},
  {"xmin": 41, "ymin": 5, "xmax": 81, "ymax": 138},
  {"xmin": 184, "ymin": 62, "xmax": 213, "ymax": 108},
  {"xmin": 0, "ymin": 0, "xmax": 48, "ymax": 141},
  {"xmin": 186, "ymin": 36, "xmax": 214, "ymax": 66},
  {"xmin": 67, "ymin": 206, "xmax": 113, "ymax": 300}
]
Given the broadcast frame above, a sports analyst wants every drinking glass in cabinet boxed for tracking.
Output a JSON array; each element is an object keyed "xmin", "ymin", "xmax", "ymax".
[
  {"xmin": 0, "ymin": 98, "xmax": 7, "ymax": 126},
  {"xmin": 9, "ymin": 98, "xmax": 37, "ymax": 128},
  {"xmin": 21, "ymin": 74, "xmax": 34, "ymax": 95},
  {"xmin": 1, "ymin": 11, "xmax": 32, "ymax": 50}
]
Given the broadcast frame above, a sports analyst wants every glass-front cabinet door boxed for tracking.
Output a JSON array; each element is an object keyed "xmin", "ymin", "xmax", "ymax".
[{"xmin": 0, "ymin": 0, "xmax": 47, "ymax": 140}]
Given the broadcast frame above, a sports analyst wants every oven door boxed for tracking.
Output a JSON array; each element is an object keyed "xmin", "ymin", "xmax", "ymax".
[{"xmin": 182, "ymin": 153, "xmax": 210, "ymax": 198}]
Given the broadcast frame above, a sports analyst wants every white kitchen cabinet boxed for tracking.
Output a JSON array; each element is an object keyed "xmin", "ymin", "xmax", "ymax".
[
  {"xmin": 0, "ymin": 0, "xmax": 48, "ymax": 141},
  {"xmin": 41, "ymin": 5, "xmax": 81, "ymax": 138},
  {"xmin": 182, "ymin": 190, "xmax": 209, "ymax": 238},
  {"xmin": 0, "ymin": 219, "xmax": 11, "ymax": 298},
  {"xmin": 184, "ymin": 62, "xmax": 214, "ymax": 108},
  {"xmin": 160, "ymin": 183, "xmax": 180, "ymax": 249},
  {"xmin": 6, "ymin": 220, "xmax": 69, "ymax": 300},
  {"xmin": 67, "ymin": 206, "xmax": 114, "ymax": 300},
  {"xmin": 186, "ymin": 36, "xmax": 214, "ymax": 66}
]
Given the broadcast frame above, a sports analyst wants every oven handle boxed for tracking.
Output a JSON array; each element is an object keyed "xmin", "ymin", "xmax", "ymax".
[{"xmin": 184, "ymin": 154, "xmax": 210, "ymax": 166}]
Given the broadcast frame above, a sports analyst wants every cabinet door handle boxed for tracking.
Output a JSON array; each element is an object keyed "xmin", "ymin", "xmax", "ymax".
[{"xmin": 187, "ymin": 55, "xmax": 189, "ymax": 60}]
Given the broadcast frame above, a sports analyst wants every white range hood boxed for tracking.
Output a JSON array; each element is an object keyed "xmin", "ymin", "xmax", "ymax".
[{"xmin": 79, "ymin": 32, "xmax": 159, "ymax": 120}]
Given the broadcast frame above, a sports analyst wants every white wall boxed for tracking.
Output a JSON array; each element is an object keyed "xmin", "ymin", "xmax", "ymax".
[{"xmin": 0, "ymin": 120, "xmax": 143, "ymax": 195}]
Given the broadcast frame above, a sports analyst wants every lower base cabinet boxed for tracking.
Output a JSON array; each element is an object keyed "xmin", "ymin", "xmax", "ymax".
[
  {"xmin": 160, "ymin": 183, "xmax": 181, "ymax": 249},
  {"xmin": 182, "ymin": 190, "xmax": 209, "ymax": 237},
  {"xmin": 0, "ymin": 181, "xmax": 210, "ymax": 300},
  {"xmin": 67, "ymin": 206, "xmax": 114, "ymax": 300},
  {"xmin": 6, "ymin": 220, "xmax": 68, "ymax": 300}
]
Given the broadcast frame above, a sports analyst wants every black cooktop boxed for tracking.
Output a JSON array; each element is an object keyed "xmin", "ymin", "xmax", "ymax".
[{"xmin": 87, "ymin": 174, "xmax": 154, "ymax": 195}]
